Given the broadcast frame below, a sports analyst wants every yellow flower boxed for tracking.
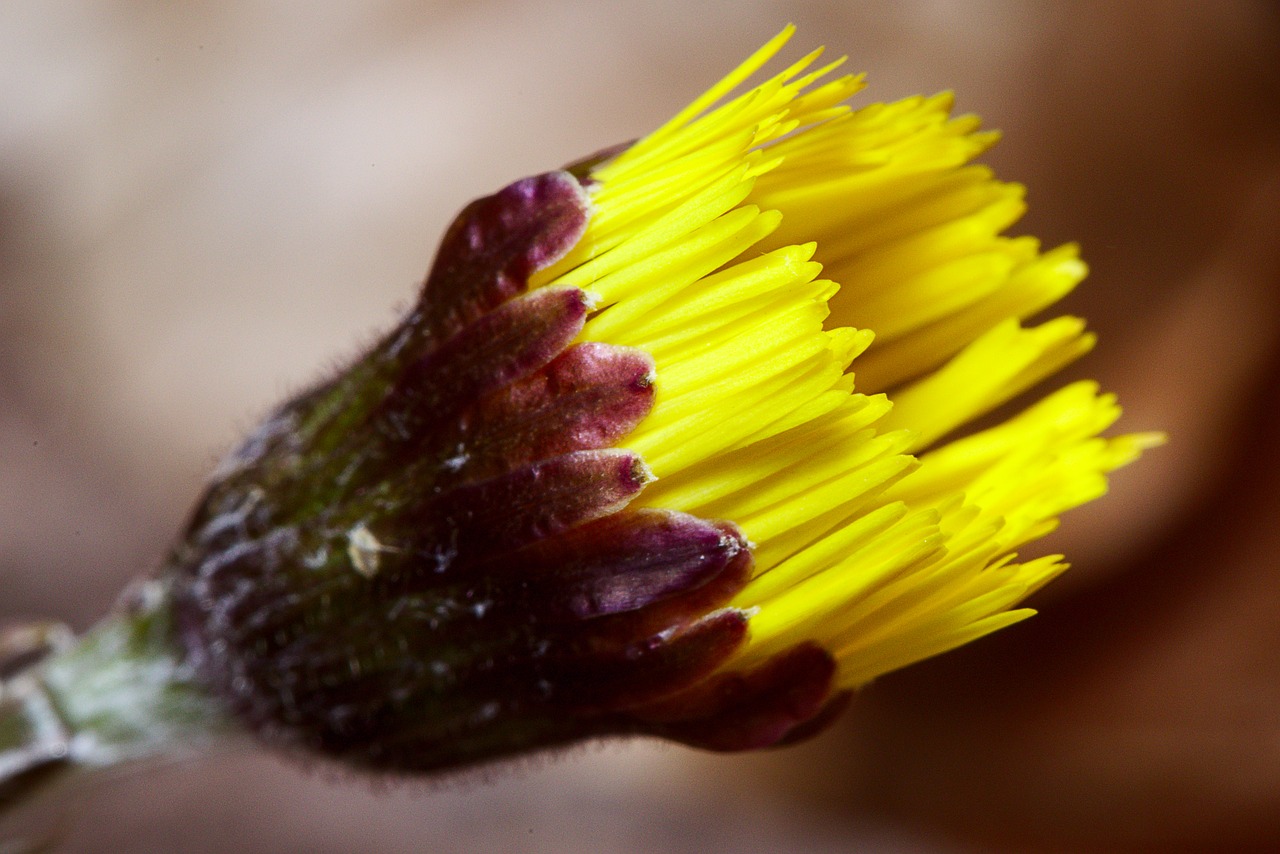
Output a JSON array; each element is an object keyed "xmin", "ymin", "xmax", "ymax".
[
  {"xmin": 533, "ymin": 25, "xmax": 1160, "ymax": 691},
  {"xmin": 141, "ymin": 26, "xmax": 1163, "ymax": 772},
  {"xmin": 5, "ymin": 28, "xmax": 1163, "ymax": 801}
]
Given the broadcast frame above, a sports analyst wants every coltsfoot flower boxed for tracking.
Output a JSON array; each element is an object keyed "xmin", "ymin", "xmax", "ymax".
[{"xmin": 2, "ymin": 27, "xmax": 1160, "ymax": 795}]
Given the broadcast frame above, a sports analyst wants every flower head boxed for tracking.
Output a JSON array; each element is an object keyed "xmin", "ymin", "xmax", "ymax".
[{"xmin": 167, "ymin": 27, "xmax": 1158, "ymax": 772}]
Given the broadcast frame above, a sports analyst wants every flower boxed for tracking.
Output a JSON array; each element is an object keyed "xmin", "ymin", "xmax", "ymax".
[{"xmin": 137, "ymin": 27, "xmax": 1159, "ymax": 775}]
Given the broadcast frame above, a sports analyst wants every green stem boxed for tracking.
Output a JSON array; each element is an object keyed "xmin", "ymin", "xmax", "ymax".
[
  {"xmin": 0, "ymin": 658, "xmax": 71, "ymax": 814},
  {"xmin": 1, "ymin": 581, "xmax": 238, "ymax": 819}
]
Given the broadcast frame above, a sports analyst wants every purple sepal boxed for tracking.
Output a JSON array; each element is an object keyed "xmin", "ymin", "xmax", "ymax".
[
  {"xmin": 492, "ymin": 509, "xmax": 748, "ymax": 621},
  {"xmin": 386, "ymin": 287, "xmax": 592, "ymax": 427},
  {"xmin": 545, "ymin": 609, "xmax": 750, "ymax": 712},
  {"xmin": 632, "ymin": 642, "xmax": 839, "ymax": 751},
  {"xmin": 463, "ymin": 343, "xmax": 654, "ymax": 480},
  {"xmin": 395, "ymin": 450, "xmax": 652, "ymax": 573},
  {"xmin": 774, "ymin": 691, "xmax": 852, "ymax": 746},
  {"xmin": 420, "ymin": 172, "xmax": 591, "ymax": 340}
]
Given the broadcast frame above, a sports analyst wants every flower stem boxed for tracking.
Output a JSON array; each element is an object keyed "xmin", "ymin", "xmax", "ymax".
[
  {"xmin": 0, "ymin": 658, "xmax": 71, "ymax": 816},
  {"xmin": 1, "ymin": 581, "xmax": 237, "ymax": 820}
]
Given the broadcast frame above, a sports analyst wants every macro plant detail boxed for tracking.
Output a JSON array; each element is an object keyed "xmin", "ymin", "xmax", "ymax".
[
  {"xmin": 168, "ymin": 171, "xmax": 773, "ymax": 770},
  {"xmin": 1, "ymin": 26, "xmax": 1158, "ymax": 807}
]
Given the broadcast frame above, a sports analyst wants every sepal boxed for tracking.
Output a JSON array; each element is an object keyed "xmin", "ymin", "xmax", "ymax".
[{"xmin": 631, "ymin": 643, "xmax": 843, "ymax": 750}]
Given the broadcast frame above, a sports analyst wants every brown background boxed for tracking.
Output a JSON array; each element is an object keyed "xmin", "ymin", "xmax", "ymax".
[{"xmin": 3, "ymin": 2, "xmax": 1278, "ymax": 851}]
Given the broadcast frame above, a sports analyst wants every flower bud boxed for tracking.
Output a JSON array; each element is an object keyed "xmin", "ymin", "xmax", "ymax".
[{"xmin": 161, "ymin": 25, "xmax": 1159, "ymax": 776}]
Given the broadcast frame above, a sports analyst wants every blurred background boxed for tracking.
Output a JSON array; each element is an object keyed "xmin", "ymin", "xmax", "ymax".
[{"xmin": 2, "ymin": 1, "xmax": 1278, "ymax": 851}]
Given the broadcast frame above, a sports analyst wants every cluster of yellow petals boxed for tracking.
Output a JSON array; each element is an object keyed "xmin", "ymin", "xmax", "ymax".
[{"xmin": 531, "ymin": 26, "xmax": 1159, "ymax": 689}]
